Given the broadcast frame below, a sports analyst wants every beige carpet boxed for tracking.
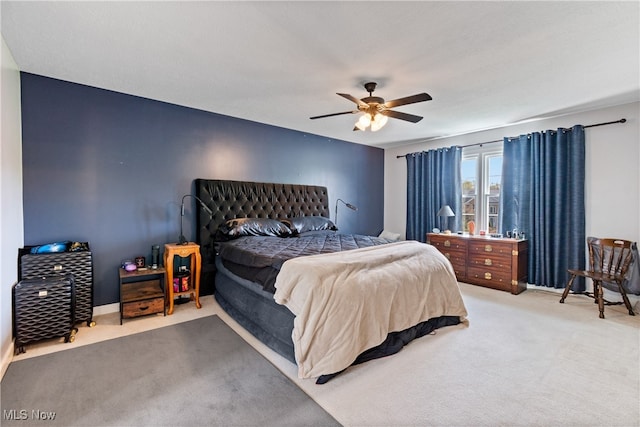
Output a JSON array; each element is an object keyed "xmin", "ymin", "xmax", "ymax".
[
  {"xmin": 7, "ymin": 283, "xmax": 640, "ymax": 427},
  {"xmin": 255, "ymin": 283, "xmax": 640, "ymax": 427}
]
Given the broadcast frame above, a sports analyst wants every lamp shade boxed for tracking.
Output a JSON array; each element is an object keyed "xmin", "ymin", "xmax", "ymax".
[{"xmin": 437, "ymin": 205, "xmax": 455, "ymax": 217}]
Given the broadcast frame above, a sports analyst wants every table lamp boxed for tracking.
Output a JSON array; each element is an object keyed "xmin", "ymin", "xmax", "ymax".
[{"xmin": 437, "ymin": 205, "xmax": 455, "ymax": 233}]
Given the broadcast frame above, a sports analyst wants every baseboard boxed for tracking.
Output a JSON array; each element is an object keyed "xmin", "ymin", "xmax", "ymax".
[
  {"xmin": 92, "ymin": 302, "xmax": 119, "ymax": 317},
  {"xmin": 1, "ymin": 339, "xmax": 14, "ymax": 381},
  {"xmin": 527, "ymin": 283, "xmax": 639, "ymax": 313}
]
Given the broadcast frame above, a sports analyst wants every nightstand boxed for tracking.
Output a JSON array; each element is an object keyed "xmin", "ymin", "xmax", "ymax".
[
  {"xmin": 164, "ymin": 242, "xmax": 202, "ymax": 315},
  {"xmin": 119, "ymin": 267, "xmax": 166, "ymax": 324}
]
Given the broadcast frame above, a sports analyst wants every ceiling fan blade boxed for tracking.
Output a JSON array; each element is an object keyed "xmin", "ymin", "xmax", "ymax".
[
  {"xmin": 337, "ymin": 93, "xmax": 369, "ymax": 108},
  {"xmin": 382, "ymin": 109, "xmax": 424, "ymax": 123},
  {"xmin": 310, "ymin": 110, "xmax": 358, "ymax": 120},
  {"xmin": 384, "ymin": 93, "xmax": 432, "ymax": 108}
]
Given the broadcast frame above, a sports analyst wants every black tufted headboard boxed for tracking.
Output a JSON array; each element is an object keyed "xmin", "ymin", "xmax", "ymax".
[{"xmin": 194, "ymin": 179, "xmax": 330, "ymax": 292}]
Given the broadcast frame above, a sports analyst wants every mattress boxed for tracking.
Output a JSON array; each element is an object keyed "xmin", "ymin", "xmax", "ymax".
[{"xmin": 217, "ymin": 232, "xmax": 392, "ymax": 293}]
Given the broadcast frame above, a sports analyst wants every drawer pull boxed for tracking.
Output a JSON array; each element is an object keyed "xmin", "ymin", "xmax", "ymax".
[
  {"xmin": 484, "ymin": 245, "xmax": 492, "ymax": 252},
  {"xmin": 444, "ymin": 240, "xmax": 451, "ymax": 247},
  {"xmin": 139, "ymin": 306, "xmax": 149, "ymax": 311},
  {"xmin": 484, "ymin": 272, "xmax": 492, "ymax": 280},
  {"xmin": 444, "ymin": 253, "xmax": 451, "ymax": 259},
  {"xmin": 484, "ymin": 258, "xmax": 492, "ymax": 266}
]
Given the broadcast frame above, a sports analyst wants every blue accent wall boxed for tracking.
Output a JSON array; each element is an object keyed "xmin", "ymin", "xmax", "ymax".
[{"xmin": 20, "ymin": 73, "xmax": 384, "ymax": 306}]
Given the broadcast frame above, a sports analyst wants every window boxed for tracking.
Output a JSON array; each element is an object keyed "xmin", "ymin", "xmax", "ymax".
[{"xmin": 461, "ymin": 145, "xmax": 503, "ymax": 234}]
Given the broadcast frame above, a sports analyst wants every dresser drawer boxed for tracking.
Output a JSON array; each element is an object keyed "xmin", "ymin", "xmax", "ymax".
[
  {"xmin": 122, "ymin": 297, "xmax": 164, "ymax": 319},
  {"xmin": 439, "ymin": 251, "xmax": 466, "ymax": 277},
  {"xmin": 467, "ymin": 266, "xmax": 513, "ymax": 291},
  {"xmin": 429, "ymin": 236, "xmax": 468, "ymax": 251},
  {"xmin": 428, "ymin": 236, "xmax": 467, "ymax": 278},
  {"xmin": 468, "ymin": 240, "xmax": 514, "ymax": 256},
  {"xmin": 467, "ymin": 253, "xmax": 511, "ymax": 271}
]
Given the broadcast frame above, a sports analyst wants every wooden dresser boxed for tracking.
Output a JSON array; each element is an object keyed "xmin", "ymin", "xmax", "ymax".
[{"xmin": 427, "ymin": 233, "xmax": 528, "ymax": 294}]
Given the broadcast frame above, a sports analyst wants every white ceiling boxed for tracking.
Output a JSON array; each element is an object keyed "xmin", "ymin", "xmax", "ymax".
[{"xmin": 2, "ymin": 1, "xmax": 639, "ymax": 148}]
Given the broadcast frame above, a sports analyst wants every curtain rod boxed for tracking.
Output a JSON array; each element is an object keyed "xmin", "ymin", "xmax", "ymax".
[{"xmin": 396, "ymin": 118, "xmax": 627, "ymax": 158}]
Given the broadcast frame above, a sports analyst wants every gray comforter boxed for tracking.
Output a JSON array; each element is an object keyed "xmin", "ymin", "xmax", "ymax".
[{"xmin": 217, "ymin": 232, "xmax": 392, "ymax": 293}]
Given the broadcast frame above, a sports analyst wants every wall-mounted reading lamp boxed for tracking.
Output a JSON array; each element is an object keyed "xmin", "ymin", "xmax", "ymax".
[
  {"xmin": 335, "ymin": 198, "xmax": 358, "ymax": 228},
  {"xmin": 179, "ymin": 194, "xmax": 213, "ymax": 245}
]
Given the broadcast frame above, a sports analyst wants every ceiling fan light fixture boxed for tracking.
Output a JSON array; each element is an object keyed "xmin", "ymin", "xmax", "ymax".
[
  {"xmin": 355, "ymin": 113, "xmax": 372, "ymax": 131},
  {"xmin": 371, "ymin": 113, "xmax": 388, "ymax": 132},
  {"xmin": 311, "ymin": 82, "xmax": 431, "ymax": 131}
]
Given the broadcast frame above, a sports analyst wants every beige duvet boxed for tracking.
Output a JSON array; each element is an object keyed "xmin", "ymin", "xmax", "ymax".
[{"xmin": 273, "ymin": 240, "xmax": 468, "ymax": 379}]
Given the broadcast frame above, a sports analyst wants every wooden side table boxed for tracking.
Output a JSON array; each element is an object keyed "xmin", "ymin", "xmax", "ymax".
[
  {"xmin": 119, "ymin": 267, "xmax": 166, "ymax": 324},
  {"xmin": 164, "ymin": 242, "xmax": 202, "ymax": 315}
]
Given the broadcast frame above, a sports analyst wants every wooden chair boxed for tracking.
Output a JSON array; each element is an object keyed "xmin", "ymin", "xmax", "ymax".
[{"xmin": 560, "ymin": 237, "xmax": 636, "ymax": 319}]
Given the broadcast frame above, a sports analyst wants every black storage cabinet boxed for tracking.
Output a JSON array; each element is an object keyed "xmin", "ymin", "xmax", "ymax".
[
  {"xmin": 19, "ymin": 247, "xmax": 95, "ymax": 327},
  {"xmin": 13, "ymin": 275, "xmax": 77, "ymax": 354}
]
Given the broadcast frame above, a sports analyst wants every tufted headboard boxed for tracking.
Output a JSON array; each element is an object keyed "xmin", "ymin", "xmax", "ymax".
[{"xmin": 194, "ymin": 179, "xmax": 330, "ymax": 290}]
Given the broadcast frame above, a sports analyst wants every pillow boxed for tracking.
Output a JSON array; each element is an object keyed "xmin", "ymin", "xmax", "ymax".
[
  {"xmin": 30, "ymin": 241, "xmax": 70, "ymax": 254},
  {"xmin": 282, "ymin": 216, "xmax": 337, "ymax": 234},
  {"xmin": 378, "ymin": 230, "xmax": 402, "ymax": 241},
  {"xmin": 219, "ymin": 218, "xmax": 294, "ymax": 237}
]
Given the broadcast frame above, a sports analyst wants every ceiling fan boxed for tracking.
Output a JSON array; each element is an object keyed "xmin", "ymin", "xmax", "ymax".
[{"xmin": 310, "ymin": 82, "xmax": 432, "ymax": 131}]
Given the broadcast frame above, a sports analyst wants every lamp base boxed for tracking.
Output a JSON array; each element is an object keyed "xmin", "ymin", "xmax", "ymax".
[{"xmin": 178, "ymin": 235, "xmax": 188, "ymax": 245}]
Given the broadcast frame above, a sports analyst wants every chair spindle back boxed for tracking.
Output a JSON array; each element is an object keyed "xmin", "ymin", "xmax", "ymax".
[{"xmin": 588, "ymin": 238, "xmax": 634, "ymax": 279}]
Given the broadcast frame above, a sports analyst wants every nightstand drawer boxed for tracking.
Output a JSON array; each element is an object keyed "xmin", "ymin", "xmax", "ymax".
[
  {"xmin": 122, "ymin": 279, "xmax": 163, "ymax": 302},
  {"xmin": 122, "ymin": 297, "xmax": 164, "ymax": 319}
]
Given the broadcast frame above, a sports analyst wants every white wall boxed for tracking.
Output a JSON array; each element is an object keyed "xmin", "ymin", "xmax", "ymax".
[
  {"xmin": 1, "ymin": 35, "xmax": 24, "ymax": 378},
  {"xmin": 384, "ymin": 102, "xmax": 640, "ymax": 250}
]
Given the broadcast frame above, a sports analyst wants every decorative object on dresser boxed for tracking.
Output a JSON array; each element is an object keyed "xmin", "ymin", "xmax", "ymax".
[
  {"xmin": 119, "ymin": 266, "xmax": 166, "ymax": 324},
  {"xmin": 428, "ymin": 233, "xmax": 528, "ymax": 294},
  {"xmin": 560, "ymin": 237, "xmax": 636, "ymax": 319},
  {"xmin": 164, "ymin": 242, "xmax": 202, "ymax": 315},
  {"xmin": 12, "ymin": 275, "xmax": 78, "ymax": 354},
  {"xmin": 467, "ymin": 221, "xmax": 475, "ymax": 235},
  {"xmin": 18, "ymin": 242, "xmax": 95, "ymax": 327}
]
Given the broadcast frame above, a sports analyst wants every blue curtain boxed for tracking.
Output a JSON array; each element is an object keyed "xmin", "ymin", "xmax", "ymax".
[
  {"xmin": 500, "ymin": 125, "xmax": 585, "ymax": 290},
  {"xmin": 406, "ymin": 146, "xmax": 462, "ymax": 242}
]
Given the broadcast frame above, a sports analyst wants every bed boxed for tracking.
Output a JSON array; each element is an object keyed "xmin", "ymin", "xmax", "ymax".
[{"xmin": 195, "ymin": 179, "xmax": 468, "ymax": 383}]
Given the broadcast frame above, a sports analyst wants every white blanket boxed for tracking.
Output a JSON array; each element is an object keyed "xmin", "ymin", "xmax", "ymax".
[{"xmin": 274, "ymin": 240, "xmax": 468, "ymax": 379}]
